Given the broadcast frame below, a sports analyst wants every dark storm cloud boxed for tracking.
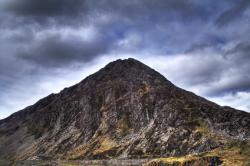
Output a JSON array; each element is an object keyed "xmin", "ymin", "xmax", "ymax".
[
  {"xmin": 211, "ymin": 78, "xmax": 250, "ymax": 96},
  {"xmin": 179, "ymin": 40, "xmax": 250, "ymax": 96},
  {"xmin": 226, "ymin": 41, "xmax": 250, "ymax": 58},
  {"xmin": 18, "ymin": 33, "xmax": 113, "ymax": 67},
  {"xmin": 0, "ymin": 0, "xmax": 89, "ymax": 28},
  {"xmin": 215, "ymin": 0, "xmax": 250, "ymax": 27},
  {"xmin": 3, "ymin": 0, "xmax": 85, "ymax": 17},
  {"xmin": 100, "ymin": 0, "xmax": 200, "ymax": 19},
  {"xmin": 1, "ymin": 0, "xmax": 214, "ymax": 68},
  {"xmin": 1, "ymin": 0, "xmax": 204, "ymax": 28},
  {"xmin": 216, "ymin": 41, "xmax": 250, "ymax": 94}
]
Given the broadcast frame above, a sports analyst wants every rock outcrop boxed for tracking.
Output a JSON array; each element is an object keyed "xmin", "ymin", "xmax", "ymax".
[{"xmin": 0, "ymin": 58, "xmax": 249, "ymax": 163}]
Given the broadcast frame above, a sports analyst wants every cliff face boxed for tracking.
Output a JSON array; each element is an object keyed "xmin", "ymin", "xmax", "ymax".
[{"xmin": 0, "ymin": 58, "xmax": 249, "ymax": 161}]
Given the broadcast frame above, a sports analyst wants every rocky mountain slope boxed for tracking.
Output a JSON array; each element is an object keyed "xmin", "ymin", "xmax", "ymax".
[{"xmin": 0, "ymin": 58, "xmax": 249, "ymax": 164}]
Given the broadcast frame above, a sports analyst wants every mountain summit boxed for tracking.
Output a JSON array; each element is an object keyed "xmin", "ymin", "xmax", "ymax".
[{"xmin": 0, "ymin": 58, "xmax": 249, "ymax": 164}]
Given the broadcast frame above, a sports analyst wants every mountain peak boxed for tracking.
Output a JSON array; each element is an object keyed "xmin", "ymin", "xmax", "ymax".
[
  {"xmin": 106, "ymin": 58, "xmax": 141, "ymax": 66},
  {"xmin": 0, "ymin": 58, "xmax": 250, "ymax": 164},
  {"xmin": 102, "ymin": 58, "xmax": 151, "ymax": 72},
  {"xmin": 80, "ymin": 58, "xmax": 173, "ymax": 90}
]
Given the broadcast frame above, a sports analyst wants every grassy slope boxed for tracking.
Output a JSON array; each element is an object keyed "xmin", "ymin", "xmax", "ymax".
[
  {"xmin": 144, "ymin": 121, "xmax": 250, "ymax": 166},
  {"xmin": 144, "ymin": 141, "xmax": 250, "ymax": 166}
]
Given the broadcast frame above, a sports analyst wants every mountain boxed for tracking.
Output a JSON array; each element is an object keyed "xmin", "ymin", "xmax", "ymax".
[{"xmin": 0, "ymin": 58, "xmax": 250, "ymax": 165}]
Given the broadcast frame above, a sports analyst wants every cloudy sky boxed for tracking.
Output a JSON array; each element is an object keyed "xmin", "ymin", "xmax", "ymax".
[{"xmin": 0, "ymin": 0, "xmax": 250, "ymax": 119}]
